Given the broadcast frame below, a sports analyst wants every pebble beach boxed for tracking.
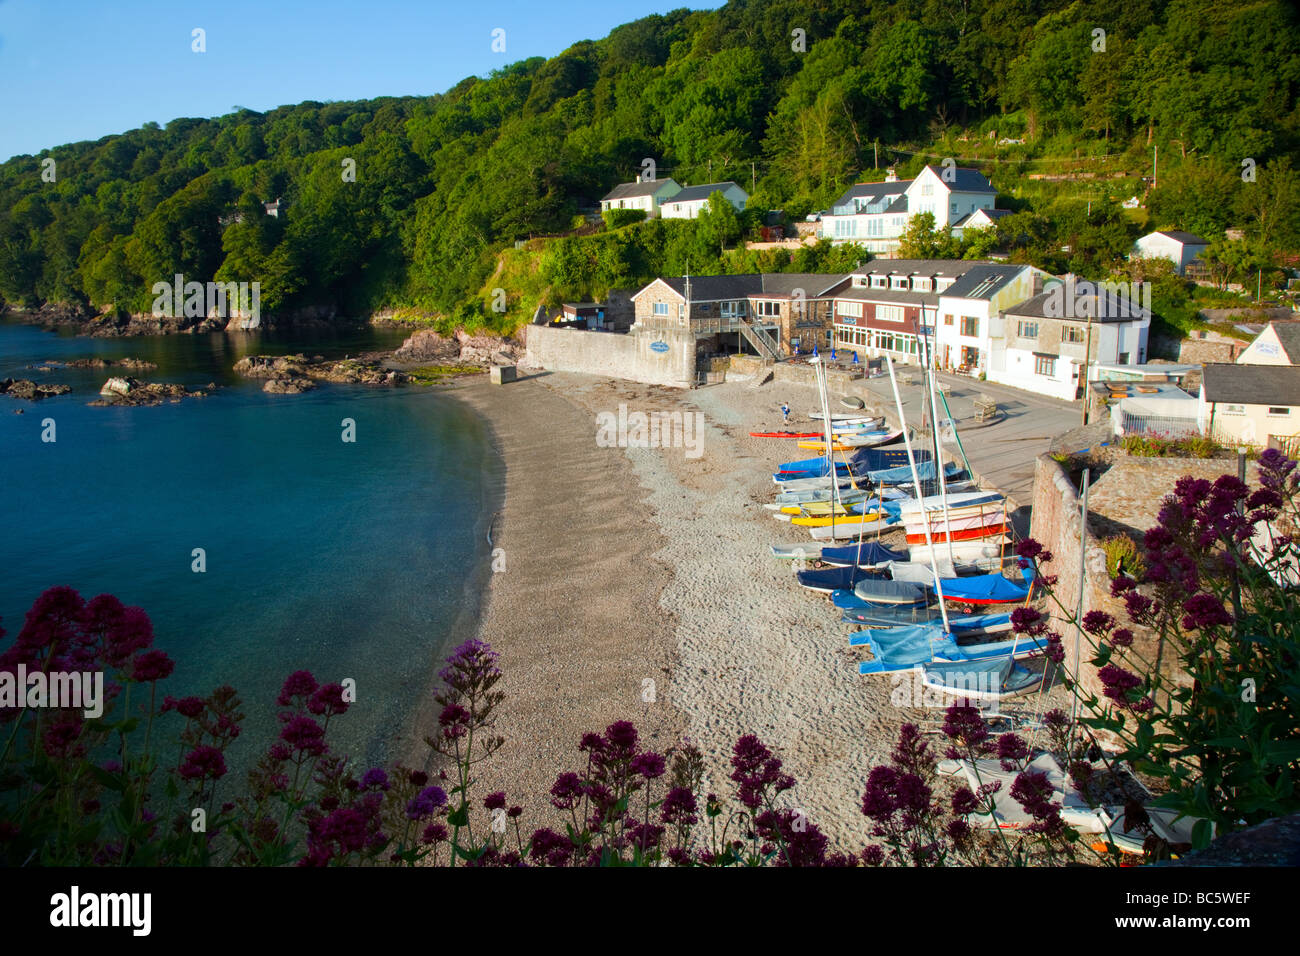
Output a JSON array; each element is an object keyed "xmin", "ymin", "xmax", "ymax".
[{"xmin": 433, "ymin": 369, "xmax": 963, "ymax": 849}]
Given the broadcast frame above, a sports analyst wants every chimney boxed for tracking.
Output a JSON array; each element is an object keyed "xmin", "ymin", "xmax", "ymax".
[
  {"xmin": 1032, "ymin": 272, "xmax": 1044, "ymax": 295},
  {"xmin": 635, "ymin": 174, "xmax": 642, "ymax": 184},
  {"xmin": 885, "ymin": 168, "xmax": 897, "ymax": 183}
]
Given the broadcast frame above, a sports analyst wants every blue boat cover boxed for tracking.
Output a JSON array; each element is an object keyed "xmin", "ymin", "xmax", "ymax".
[
  {"xmin": 850, "ymin": 447, "xmax": 926, "ymax": 471},
  {"xmin": 867, "ymin": 460, "xmax": 963, "ymax": 484},
  {"xmin": 938, "ymin": 573, "xmax": 1030, "ymax": 603},
  {"xmin": 820, "ymin": 542, "xmax": 907, "ymax": 566},
  {"xmin": 795, "ymin": 566, "xmax": 882, "ymax": 591},
  {"xmin": 853, "ymin": 578, "xmax": 928, "ymax": 605}
]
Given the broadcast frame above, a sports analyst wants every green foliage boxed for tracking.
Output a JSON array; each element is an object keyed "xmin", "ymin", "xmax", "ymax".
[
  {"xmin": 601, "ymin": 208, "xmax": 647, "ymax": 229},
  {"xmin": 1101, "ymin": 534, "xmax": 1146, "ymax": 580},
  {"xmin": 1120, "ymin": 432, "xmax": 1222, "ymax": 458},
  {"xmin": 1, "ymin": 0, "xmax": 1296, "ymax": 332}
]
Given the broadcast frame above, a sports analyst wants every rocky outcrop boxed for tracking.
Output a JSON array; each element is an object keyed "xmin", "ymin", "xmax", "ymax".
[
  {"xmin": 0, "ymin": 378, "xmax": 72, "ymax": 401},
  {"xmin": 264, "ymin": 377, "xmax": 318, "ymax": 394},
  {"xmin": 90, "ymin": 378, "xmax": 213, "ymax": 406},
  {"xmin": 392, "ymin": 330, "xmax": 462, "ymax": 364},
  {"xmin": 233, "ymin": 354, "xmax": 407, "ymax": 388},
  {"xmin": 392, "ymin": 328, "xmax": 523, "ymax": 367},
  {"xmin": 63, "ymin": 357, "xmax": 158, "ymax": 371}
]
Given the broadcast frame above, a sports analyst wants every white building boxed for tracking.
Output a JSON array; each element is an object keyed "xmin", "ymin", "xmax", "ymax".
[
  {"xmin": 1131, "ymin": 230, "xmax": 1209, "ymax": 275},
  {"xmin": 950, "ymin": 207, "xmax": 1011, "ymax": 241},
  {"xmin": 987, "ymin": 281, "xmax": 1151, "ymax": 401},
  {"xmin": 819, "ymin": 165, "xmax": 1004, "ymax": 254},
  {"xmin": 1199, "ymin": 363, "xmax": 1300, "ymax": 447},
  {"xmin": 659, "ymin": 181, "xmax": 748, "ymax": 219},
  {"xmin": 1236, "ymin": 322, "xmax": 1300, "ymax": 367},
  {"xmin": 932, "ymin": 264, "xmax": 1048, "ymax": 375},
  {"xmin": 599, "ymin": 177, "xmax": 682, "ymax": 218}
]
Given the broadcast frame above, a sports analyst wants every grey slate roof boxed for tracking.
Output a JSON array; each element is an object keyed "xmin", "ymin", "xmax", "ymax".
[
  {"xmin": 953, "ymin": 208, "xmax": 1011, "ymax": 228},
  {"xmin": 941, "ymin": 264, "xmax": 1027, "ymax": 300},
  {"xmin": 1203, "ymin": 363, "xmax": 1300, "ymax": 406},
  {"xmin": 1155, "ymin": 230, "xmax": 1208, "ymax": 245},
  {"xmin": 1263, "ymin": 322, "xmax": 1300, "ymax": 363},
  {"xmin": 1004, "ymin": 284, "xmax": 1148, "ymax": 321},
  {"xmin": 835, "ymin": 288, "xmax": 936, "ymax": 306},
  {"xmin": 921, "ymin": 165, "xmax": 996, "ymax": 193},
  {"xmin": 885, "ymin": 196, "xmax": 909, "ymax": 214},
  {"xmin": 855, "ymin": 258, "xmax": 982, "ymax": 279},
  {"xmin": 649, "ymin": 272, "xmax": 848, "ymax": 301},
  {"xmin": 832, "ymin": 181, "xmax": 912, "ymax": 209},
  {"xmin": 601, "ymin": 178, "xmax": 678, "ymax": 202},
  {"xmin": 668, "ymin": 181, "xmax": 744, "ymax": 203}
]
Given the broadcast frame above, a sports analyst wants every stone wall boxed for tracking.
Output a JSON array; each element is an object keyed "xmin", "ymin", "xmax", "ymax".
[
  {"xmin": 1178, "ymin": 336, "xmax": 1246, "ymax": 365},
  {"xmin": 524, "ymin": 323, "xmax": 696, "ymax": 388}
]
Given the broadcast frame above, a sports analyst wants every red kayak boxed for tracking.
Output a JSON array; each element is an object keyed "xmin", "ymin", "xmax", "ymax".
[
  {"xmin": 750, "ymin": 431, "xmax": 823, "ymax": 438},
  {"xmin": 905, "ymin": 524, "xmax": 1009, "ymax": 545}
]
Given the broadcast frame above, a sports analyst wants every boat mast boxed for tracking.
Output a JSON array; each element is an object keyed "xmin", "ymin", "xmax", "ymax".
[
  {"xmin": 886, "ymin": 354, "xmax": 950, "ymax": 633},
  {"xmin": 923, "ymin": 334, "xmax": 956, "ymax": 567}
]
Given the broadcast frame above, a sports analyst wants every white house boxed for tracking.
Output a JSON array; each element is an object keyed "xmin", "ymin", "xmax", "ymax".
[
  {"xmin": 819, "ymin": 165, "xmax": 1004, "ymax": 254},
  {"xmin": 988, "ymin": 280, "xmax": 1151, "ymax": 401},
  {"xmin": 1236, "ymin": 322, "xmax": 1300, "ymax": 367},
  {"xmin": 659, "ymin": 181, "xmax": 748, "ymax": 219},
  {"xmin": 600, "ymin": 177, "xmax": 682, "ymax": 218},
  {"xmin": 1131, "ymin": 230, "xmax": 1209, "ymax": 275},
  {"xmin": 932, "ymin": 264, "xmax": 1048, "ymax": 375},
  {"xmin": 950, "ymin": 207, "xmax": 1011, "ymax": 240},
  {"xmin": 1199, "ymin": 363, "xmax": 1300, "ymax": 447}
]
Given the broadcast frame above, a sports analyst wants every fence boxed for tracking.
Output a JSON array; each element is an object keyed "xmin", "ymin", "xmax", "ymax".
[{"xmin": 1116, "ymin": 409, "xmax": 1202, "ymax": 438}]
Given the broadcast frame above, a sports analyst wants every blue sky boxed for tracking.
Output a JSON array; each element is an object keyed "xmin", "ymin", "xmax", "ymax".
[{"xmin": 0, "ymin": 0, "xmax": 717, "ymax": 161}]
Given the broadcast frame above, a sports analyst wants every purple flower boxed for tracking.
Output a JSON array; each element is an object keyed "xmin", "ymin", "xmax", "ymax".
[
  {"xmin": 178, "ymin": 745, "xmax": 227, "ymax": 782},
  {"xmin": 361, "ymin": 768, "xmax": 390, "ymax": 791},
  {"xmin": 279, "ymin": 714, "xmax": 327, "ymax": 758},
  {"xmin": 483, "ymin": 791, "xmax": 507, "ymax": 811},
  {"xmin": 131, "ymin": 649, "xmax": 174, "ymax": 683},
  {"xmin": 308, "ymin": 682, "xmax": 349, "ymax": 717},
  {"xmin": 405, "ymin": 786, "xmax": 448, "ymax": 820},
  {"xmin": 278, "ymin": 670, "xmax": 319, "ymax": 707},
  {"xmin": 631, "ymin": 751, "xmax": 666, "ymax": 780},
  {"xmin": 730, "ymin": 734, "xmax": 794, "ymax": 811},
  {"xmin": 1181, "ymin": 592, "xmax": 1233, "ymax": 631}
]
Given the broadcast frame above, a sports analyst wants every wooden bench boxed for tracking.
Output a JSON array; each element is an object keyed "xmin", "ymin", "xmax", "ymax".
[{"xmin": 973, "ymin": 395, "xmax": 999, "ymax": 423}]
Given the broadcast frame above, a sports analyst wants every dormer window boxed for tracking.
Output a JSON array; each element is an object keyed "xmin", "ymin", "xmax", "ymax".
[
  {"xmin": 871, "ymin": 276, "xmax": 887, "ymax": 289},
  {"xmin": 913, "ymin": 278, "xmax": 931, "ymax": 292}
]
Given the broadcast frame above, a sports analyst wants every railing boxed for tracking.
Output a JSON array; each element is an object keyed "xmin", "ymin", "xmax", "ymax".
[{"xmin": 736, "ymin": 317, "xmax": 781, "ymax": 362}]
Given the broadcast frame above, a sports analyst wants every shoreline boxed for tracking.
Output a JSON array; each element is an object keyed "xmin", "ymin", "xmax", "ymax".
[{"xmin": 431, "ymin": 373, "xmax": 687, "ymax": 836}]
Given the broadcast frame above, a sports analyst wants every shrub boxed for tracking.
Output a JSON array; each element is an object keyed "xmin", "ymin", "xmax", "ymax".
[
  {"xmin": 601, "ymin": 208, "xmax": 647, "ymax": 230},
  {"xmin": 1101, "ymin": 534, "xmax": 1146, "ymax": 580}
]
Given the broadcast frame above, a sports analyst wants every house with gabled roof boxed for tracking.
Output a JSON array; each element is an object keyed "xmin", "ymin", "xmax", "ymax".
[
  {"xmin": 630, "ymin": 272, "xmax": 848, "ymax": 359},
  {"xmin": 819, "ymin": 165, "xmax": 1005, "ymax": 254},
  {"xmin": 599, "ymin": 177, "xmax": 682, "ymax": 218},
  {"xmin": 659, "ymin": 181, "xmax": 748, "ymax": 219},
  {"xmin": 951, "ymin": 207, "xmax": 1011, "ymax": 239},
  {"xmin": 1131, "ymin": 230, "xmax": 1209, "ymax": 275},
  {"xmin": 988, "ymin": 278, "xmax": 1151, "ymax": 400},
  {"xmin": 1236, "ymin": 322, "xmax": 1300, "ymax": 366},
  {"xmin": 1199, "ymin": 362, "xmax": 1300, "ymax": 448}
]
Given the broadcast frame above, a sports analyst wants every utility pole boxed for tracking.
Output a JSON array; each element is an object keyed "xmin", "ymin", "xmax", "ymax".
[
  {"xmin": 1081, "ymin": 319, "xmax": 1093, "ymax": 426},
  {"xmin": 751, "ymin": 161, "xmax": 756, "ymax": 194},
  {"xmin": 874, "ymin": 140, "xmax": 878, "ymax": 171},
  {"xmin": 1153, "ymin": 144, "xmax": 1158, "ymax": 190}
]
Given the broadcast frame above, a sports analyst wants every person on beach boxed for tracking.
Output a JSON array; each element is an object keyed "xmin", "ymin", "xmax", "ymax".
[{"xmin": 781, "ymin": 402, "xmax": 790, "ymax": 424}]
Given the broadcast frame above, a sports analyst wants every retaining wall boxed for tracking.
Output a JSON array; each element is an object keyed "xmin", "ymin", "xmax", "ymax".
[{"xmin": 525, "ymin": 324, "xmax": 695, "ymax": 388}]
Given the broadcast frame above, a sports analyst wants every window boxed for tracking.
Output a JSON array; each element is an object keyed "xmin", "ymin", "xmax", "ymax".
[
  {"xmin": 936, "ymin": 278, "xmax": 954, "ymax": 292},
  {"xmin": 1118, "ymin": 352, "xmax": 1129, "ymax": 364},
  {"xmin": 1017, "ymin": 320, "xmax": 1039, "ymax": 339},
  {"xmin": 943, "ymin": 314, "xmax": 954, "ymax": 326},
  {"xmin": 1035, "ymin": 355, "xmax": 1056, "ymax": 376},
  {"xmin": 853, "ymin": 276, "xmax": 868, "ymax": 287},
  {"xmin": 1268, "ymin": 407, "xmax": 1291, "ymax": 417},
  {"xmin": 757, "ymin": 300, "xmax": 781, "ymax": 317},
  {"xmin": 721, "ymin": 300, "xmax": 746, "ymax": 318},
  {"xmin": 876, "ymin": 305, "xmax": 904, "ymax": 323},
  {"xmin": 1222, "ymin": 404, "xmax": 1245, "ymax": 415},
  {"xmin": 1063, "ymin": 326, "xmax": 1086, "ymax": 344},
  {"xmin": 960, "ymin": 316, "xmax": 979, "ymax": 337},
  {"xmin": 921, "ymin": 183, "xmax": 934, "ymax": 196},
  {"xmin": 871, "ymin": 276, "xmax": 887, "ymax": 289},
  {"xmin": 653, "ymin": 302, "xmax": 668, "ymax": 316},
  {"xmin": 913, "ymin": 278, "xmax": 931, "ymax": 292},
  {"xmin": 890, "ymin": 276, "xmax": 908, "ymax": 289},
  {"xmin": 838, "ymin": 301, "xmax": 864, "ymax": 319}
]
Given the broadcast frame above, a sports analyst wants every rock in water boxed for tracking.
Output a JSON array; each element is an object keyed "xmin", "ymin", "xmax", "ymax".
[
  {"xmin": 393, "ymin": 330, "xmax": 460, "ymax": 364},
  {"xmin": 101, "ymin": 376, "xmax": 140, "ymax": 396},
  {"xmin": 264, "ymin": 377, "xmax": 318, "ymax": 394}
]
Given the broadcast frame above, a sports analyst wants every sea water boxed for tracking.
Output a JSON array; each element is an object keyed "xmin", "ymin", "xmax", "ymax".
[{"xmin": 0, "ymin": 319, "xmax": 496, "ymax": 769}]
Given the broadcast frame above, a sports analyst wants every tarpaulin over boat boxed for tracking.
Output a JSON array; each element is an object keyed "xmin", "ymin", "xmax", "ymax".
[
  {"xmin": 851, "ymin": 578, "xmax": 928, "ymax": 606},
  {"xmin": 938, "ymin": 572, "xmax": 1030, "ymax": 604},
  {"xmin": 850, "ymin": 447, "xmax": 926, "ymax": 471},
  {"xmin": 867, "ymin": 460, "xmax": 963, "ymax": 484},
  {"xmin": 795, "ymin": 565, "xmax": 882, "ymax": 591},
  {"xmin": 819, "ymin": 542, "xmax": 906, "ymax": 566}
]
